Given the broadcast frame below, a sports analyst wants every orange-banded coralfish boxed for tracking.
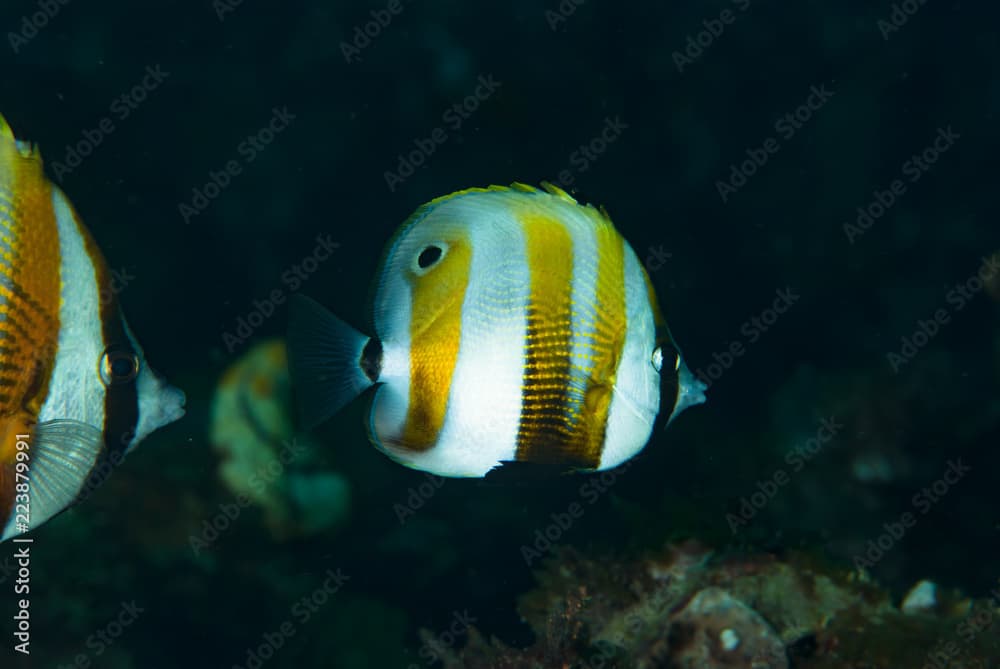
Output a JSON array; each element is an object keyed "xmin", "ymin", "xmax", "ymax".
[
  {"xmin": 0, "ymin": 113, "xmax": 184, "ymax": 541},
  {"xmin": 289, "ymin": 183, "xmax": 705, "ymax": 477}
]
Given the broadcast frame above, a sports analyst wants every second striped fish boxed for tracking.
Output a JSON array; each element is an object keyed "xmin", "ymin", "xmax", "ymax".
[{"xmin": 288, "ymin": 183, "xmax": 706, "ymax": 477}]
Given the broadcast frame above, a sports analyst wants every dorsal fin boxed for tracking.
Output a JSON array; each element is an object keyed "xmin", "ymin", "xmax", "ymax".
[{"xmin": 0, "ymin": 112, "xmax": 41, "ymax": 160}]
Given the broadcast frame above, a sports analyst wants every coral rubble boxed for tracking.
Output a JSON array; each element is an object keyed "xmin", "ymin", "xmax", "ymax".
[{"xmin": 431, "ymin": 543, "xmax": 999, "ymax": 668}]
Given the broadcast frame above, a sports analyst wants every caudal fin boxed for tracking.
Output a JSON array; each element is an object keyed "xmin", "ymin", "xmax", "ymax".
[{"xmin": 287, "ymin": 295, "xmax": 376, "ymax": 429}]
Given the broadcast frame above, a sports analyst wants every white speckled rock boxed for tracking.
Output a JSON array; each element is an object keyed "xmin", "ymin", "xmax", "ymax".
[
  {"xmin": 901, "ymin": 580, "xmax": 938, "ymax": 615},
  {"xmin": 667, "ymin": 587, "xmax": 788, "ymax": 669}
]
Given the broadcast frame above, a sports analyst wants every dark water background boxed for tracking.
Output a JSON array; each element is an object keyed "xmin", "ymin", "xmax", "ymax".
[{"xmin": 1, "ymin": 0, "xmax": 998, "ymax": 667}]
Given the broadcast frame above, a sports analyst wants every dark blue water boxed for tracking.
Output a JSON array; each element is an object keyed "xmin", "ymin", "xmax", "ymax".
[{"xmin": 1, "ymin": 1, "xmax": 997, "ymax": 667}]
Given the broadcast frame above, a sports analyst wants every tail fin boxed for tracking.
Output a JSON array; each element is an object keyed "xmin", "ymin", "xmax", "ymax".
[{"xmin": 287, "ymin": 295, "xmax": 376, "ymax": 429}]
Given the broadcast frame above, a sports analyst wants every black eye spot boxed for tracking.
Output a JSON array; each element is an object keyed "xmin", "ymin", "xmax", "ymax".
[
  {"xmin": 417, "ymin": 245, "xmax": 443, "ymax": 269},
  {"xmin": 111, "ymin": 357, "xmax": 134, "ymax": 377}
]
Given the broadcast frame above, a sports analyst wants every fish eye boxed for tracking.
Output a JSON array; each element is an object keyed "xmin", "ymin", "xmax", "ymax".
[
  {"xmin": 100, "ymin": 347, "xmax": 140, "ymax": 386},
  {"xmin": 413, "ymin": 243, "xmax": 447, "ymax": 274},
  {"xmin": 417, "ymin": 245, "xmax": 443, "ymax": 269}
]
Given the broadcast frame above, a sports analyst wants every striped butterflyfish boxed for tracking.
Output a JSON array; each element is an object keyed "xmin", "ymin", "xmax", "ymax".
[
  {"xmin": 289, "ymin": 183, "xmax": 705, "ymax": 477},
  {"xmin": 0, "ymin": 113, "xmax": 185, "ymax": 541}
]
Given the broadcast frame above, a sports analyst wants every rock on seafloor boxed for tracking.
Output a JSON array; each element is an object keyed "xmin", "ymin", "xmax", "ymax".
[
  {"xmin": 901, "ymin": 579, "xmax": 939, "ymax": 615},
  {"xmin": 427, "ymin": 542, "xmax": 999, "ymax": 668},
  {"xmin": 666, "ymin": 588, "xmax": 787, "ymax": 668}
]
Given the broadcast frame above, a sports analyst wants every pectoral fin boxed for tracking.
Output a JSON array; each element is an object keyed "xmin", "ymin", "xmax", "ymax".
[{"xmin": 1, "ymin": 420, "xmax": 105, "ymax": 541}]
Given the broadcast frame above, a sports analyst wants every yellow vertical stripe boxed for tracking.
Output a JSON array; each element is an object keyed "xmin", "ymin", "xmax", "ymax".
[
  {"xmin": 401, "ymin": 239, "xmax": 472, "ymax": 450},
  {"xmin": 514, "ymin": 212, "xmax": 578, "ymax": 463},
  {"xmin": 0, "ymin": 118, "xmax": 61, "ymax": 418},
  {"xmin": 575, "ymin": 221, "xmax": 626, "ymax": 463},
  {"xmin": 0, "ymin": 114, "xmax": 62, "ymax": 526},
  {"xmin": 515, "ymin": 205, "xmax": 628, "ymax": 468}
]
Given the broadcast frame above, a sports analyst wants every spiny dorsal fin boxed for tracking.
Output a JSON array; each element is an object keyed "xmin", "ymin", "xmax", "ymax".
[{"xmin": 0, "ymin": 111, "xmax": 43, "ymax": 161}]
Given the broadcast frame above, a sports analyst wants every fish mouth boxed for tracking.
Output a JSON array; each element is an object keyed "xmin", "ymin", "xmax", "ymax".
[
  {"xmin": 161, "ymin": 383, "xmax": 187, "ymax": 424},
  {"xmin": 130, "ymin": 365, "xmax": 186, "ymax": 451}
]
